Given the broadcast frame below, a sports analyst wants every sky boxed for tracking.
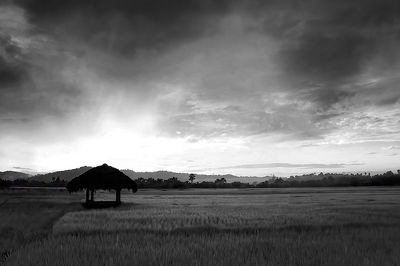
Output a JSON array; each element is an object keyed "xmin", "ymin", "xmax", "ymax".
[{"xmin": 0, "ymin": 0, "xmax": 400, "ymax": 176}]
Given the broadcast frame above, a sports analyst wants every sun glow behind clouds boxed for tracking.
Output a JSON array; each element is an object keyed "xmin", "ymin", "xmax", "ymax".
[{"xmin": 27, "ymin": 114, "xmax": 249, "ymax": 172}]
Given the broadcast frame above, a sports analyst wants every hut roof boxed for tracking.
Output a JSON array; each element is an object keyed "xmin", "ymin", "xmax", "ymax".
[{"xmin": 67, "ymin": 164, "xmax": 137, "ymax": 193}]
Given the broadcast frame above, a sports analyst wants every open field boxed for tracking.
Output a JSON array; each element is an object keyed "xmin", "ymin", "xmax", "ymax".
[
  {"xmin": 0, "ymin": 189, "xmax": 79, "ymax": 263},
  {"xmin": 2, "ymin": 187, "xmax": 400, "ymax": 265}
]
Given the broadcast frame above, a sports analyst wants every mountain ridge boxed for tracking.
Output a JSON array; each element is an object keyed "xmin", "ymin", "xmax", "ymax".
[
  {"xmin": 29, "ymin": 166, "xmax": 93, "ymax": 182},
  {"xmin": 0, "ymin": 171, "xmax": 31, "ymax": 181},
  {"xmin": 25, "ymin": 166, "xmax": 271, "ymax": 183}
]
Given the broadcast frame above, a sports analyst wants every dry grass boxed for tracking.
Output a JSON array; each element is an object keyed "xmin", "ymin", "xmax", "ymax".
[
  {"xmin": 53, "ymin": 187, "xmax": 400, "ymax": 234},
  {"xmin": 2, "ymin": 187, "xmax": 400, "ymax": 265},
  {"xmin": 6, "ymin": 227, "xmax": 400, "ymax": 266},
  {"xmin": 0, "ymin": 189, "xmax": 79, "ymax": 263}
]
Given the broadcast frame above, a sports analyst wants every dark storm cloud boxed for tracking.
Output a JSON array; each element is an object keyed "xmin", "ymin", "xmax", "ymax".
[
  {"xmin": 3, "ymin": 0, "xmax": 400, "ymax": 142},
  {"xmin": 18, "ymin": 0, "xmax": 398, "ymax": 59},
  {"xmin": 0, "ymin": 28, "xmax": 37, "ymax": 125},
  {"xmin": 13, "ymin": 0, "xmax": 400, "ymax": 81},
  {"xmin": 269, "ymin": 0, "xmax": 400, "ymax": 116},
  {"xmin": 279, "ymin": 33, "xmax": 374, "ymax": 83},
  {"xmin": 0, "ymin": 57, "xmax": 25, "ymax": 86},
  {"xmin": 14, "ymin": 0, "xmax": 234, "ymax": 56},
  {"xmin": 11, "ymin": 0, "xmax": 400, "ymax": 76},
  {"xmin": 278, "ymin": 0, "xmax": 400, "ymax": 65},
  {"xmin": 0, "ymin": 31, "xmax": 82, "ymax": 125},
  {"xmin": 296, "ymin": 88, "xmax": 353, "ymax": 114},
  {"xmin": 0, "ymin": 33, "xmax": 27, "ymax": 86},
  {"xmin": 0, "ymin": 3, "xmax": 100, "ymax": 141}
]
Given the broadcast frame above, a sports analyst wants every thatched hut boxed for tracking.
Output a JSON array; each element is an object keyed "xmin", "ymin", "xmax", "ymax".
[{"xmin": 67, "ymin": 164, "xmax": 137, "ymax": 206}]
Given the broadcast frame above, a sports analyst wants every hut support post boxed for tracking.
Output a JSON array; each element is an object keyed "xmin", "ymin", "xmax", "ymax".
[
  {"xmin": 85, "ymin": 188, "xmax": 89, "ymax": 203},
  {"xmin": 91, "ymin": 189, "xmax": 94, "ymax": 202},
  {"xmin": 116, "ymin": 189, "xmax": 121, "ymax": 204}
]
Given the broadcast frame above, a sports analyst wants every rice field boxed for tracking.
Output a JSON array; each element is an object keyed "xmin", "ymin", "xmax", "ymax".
[{"xmin": 2, "ymin": 187, "xmax": 400, "ymax": 265}]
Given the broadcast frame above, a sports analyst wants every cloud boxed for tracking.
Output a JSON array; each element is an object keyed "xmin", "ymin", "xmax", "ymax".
[
  {"xmin": 12, "ymin": 166, "xmax": 34, "ymax": 170},
  {"xmin": 191, "ymin": 162, "xmax": 365, "ymax": 172},
  {"xmin": 217, "ymin": 162, "xmax": 363, "ymax": 169},
  {"xmin": 0, "ymin": 34, "xmax": 27, "ymax": 86},
  {"xmin": 4, "ymin": 0, "xmax": 400, "ymax": 142},
  {"xmin": 0, "ymin": 4, "xmax": 111, "ymax": 142},
  {"xmin": 14, "ymin": 0, "xmax": 233, "ymax": 56},
  {"xmin": 1, "ymin": 0, "xmax": 400, "ymax": 173},
  {"xmin": 383, "ymin": 145, "xmax": 400, "ymax": 150}
]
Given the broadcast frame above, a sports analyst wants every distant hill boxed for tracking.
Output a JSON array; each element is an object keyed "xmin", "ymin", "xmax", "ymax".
[
  {"xmin": 121, "ymin": 169, "xmax": 270, "ymax": 183},
  {"xmin": 0, "ymin": 171, "xmax": 31, "ymax": 181},
  {"xmin": 27, "ymin": 166, "xmax": 270, "ymax": 183},
  {"xmin": 29, "ymin": 166, "xmax": 92, "ymax": 182}
]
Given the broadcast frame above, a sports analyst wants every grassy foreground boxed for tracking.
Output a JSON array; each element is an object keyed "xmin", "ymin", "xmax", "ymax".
[
  {"xmin": 2, "ymin": 187, "xmax": 400, "ymax": 265},
  {"xmin": 6, "ymin": 227, "xmax": 400, "ymax": 266},
  {"xmin": 0, "ymin": 189, "xmax": 79, "ymax": 263}
]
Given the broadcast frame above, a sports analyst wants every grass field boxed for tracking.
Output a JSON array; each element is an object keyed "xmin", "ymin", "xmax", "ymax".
[
  {"xmin": 0, "ymin": 189, "xmax": 79, "ymax": 263},
  {"xmin": 2, "ymin": 187, "xmax": 400, "ymax": 265}
]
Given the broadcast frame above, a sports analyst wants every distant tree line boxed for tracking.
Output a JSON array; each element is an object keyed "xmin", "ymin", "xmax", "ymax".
[
  {"xmin": 0, "ymin": 179, "xmax": 12, "ymax": 189},
  {"xmin": 1, "ymin": 171, "xmax": 400, "ymax": 189},
  {"xmin": 134, "ymin": 176, "xmax": 253, "ymax": 189},
  {"xmin": 0, "ymin": 177, "xmax": 67, "ymax": 189},
  {"xmin": 255, "ymin": 171, "xmax": 400, "ymax": 188},
  {"xmin": 130, "ymin": 171, "xmax": 400, "ymax": 189}
]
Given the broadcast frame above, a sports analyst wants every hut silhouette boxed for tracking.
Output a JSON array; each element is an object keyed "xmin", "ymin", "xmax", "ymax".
[{"xmin": 67, "ymin": 163, "xmax": 137, "ymax": 208}]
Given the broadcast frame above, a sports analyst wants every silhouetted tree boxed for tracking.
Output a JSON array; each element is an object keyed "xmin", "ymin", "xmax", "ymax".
[
  {"xmin": 189, "ymin": 173, "xmax": 196, "ymax": 183},
  {"xmin": 214, "ymin": 178, "xmax": 227, "ymax": 188},
  {"xmin": 0, "ymin": 179, "xmax": 11, "ymax": 189},
  {"xmin": 215, "ymin": 178, "xmax": 227, "ymax": 184}
]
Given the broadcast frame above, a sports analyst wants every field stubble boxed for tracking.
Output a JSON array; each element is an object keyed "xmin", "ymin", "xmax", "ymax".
[{"xmin": 3, "ymin": 187, "xmax": 400, "ymax": 265}]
